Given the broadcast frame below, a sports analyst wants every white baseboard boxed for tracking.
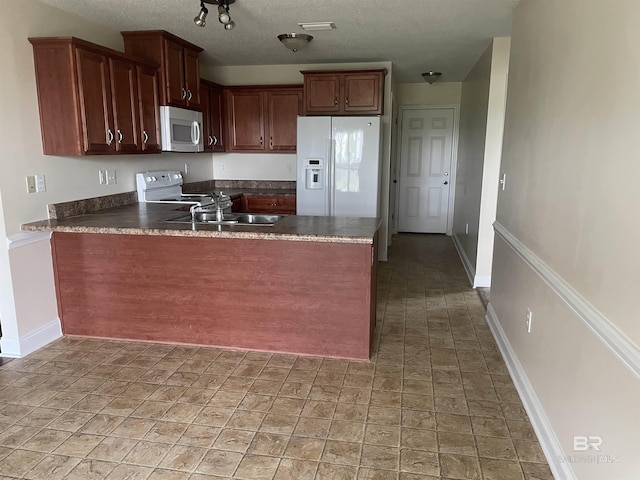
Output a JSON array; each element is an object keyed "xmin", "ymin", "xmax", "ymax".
[
  {"xmin": 0, "ymin": 318, "xmax": 62, "ymax": 358},
  {"xmin": 452, "ymin": 233, "xmax": 475, "ymax": 286},
  {"xmin": 473, "ymin": 274, "xmax": 491, "ymax": 288},
  {"xmin": 6, "ymin": 231, "xmax": 51, "ymax": 250},
  {"xmin": 452, "ymin": 234, "xmax": 491, "ymax": 288},
  {"xmin": 486, "ymin": 303, "xmax": 576, "ymax": 480}
]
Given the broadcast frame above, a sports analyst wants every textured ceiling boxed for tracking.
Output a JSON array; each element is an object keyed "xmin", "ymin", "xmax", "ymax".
[{"xmin": 38, "ymin": 0, "xmax": 520, "ymax": 83}]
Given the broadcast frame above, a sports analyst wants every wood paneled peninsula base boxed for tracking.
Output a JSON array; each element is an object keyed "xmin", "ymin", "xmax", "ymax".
[{"xmin": 50, "ymin": 228, "xmax": 378, "ymax": 360}]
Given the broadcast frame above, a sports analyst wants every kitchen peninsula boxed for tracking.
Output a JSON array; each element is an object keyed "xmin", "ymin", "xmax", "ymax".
[{"xmin": 22, "ymin": 201, "xmax": 379, "ymax": 360}]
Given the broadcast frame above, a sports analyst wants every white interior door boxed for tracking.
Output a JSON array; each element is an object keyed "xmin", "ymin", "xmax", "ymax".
[{"xmin": 398, "ymin": 108, "xmax": 454, "ymax": 233}]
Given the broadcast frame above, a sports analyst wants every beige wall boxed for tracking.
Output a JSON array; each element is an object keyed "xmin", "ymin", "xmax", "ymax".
[
  {"xmin": 0, "ymin": 0, "xmax": 214, "ymax": 356},
  {"xmin": 395, "ymin": 82, "xmax": 461, "ymax": 106},
  {"xmin": 453, "ymin": 38, "xmax": 510, "ymax": 287},
  {"xmin": 491, "ymin": 0, "xmax": 640, "ymax": 478}
]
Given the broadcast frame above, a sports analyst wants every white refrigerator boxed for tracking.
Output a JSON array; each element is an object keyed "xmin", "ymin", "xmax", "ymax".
[{"xmin": 296, "ymin": 116, "xmax": 382, "ymax": 217}]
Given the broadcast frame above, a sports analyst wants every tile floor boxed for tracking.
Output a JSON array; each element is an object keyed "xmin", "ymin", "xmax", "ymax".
[{"xmin": 0, "ymin": 234, "xmax": 554, "ymax": 479}]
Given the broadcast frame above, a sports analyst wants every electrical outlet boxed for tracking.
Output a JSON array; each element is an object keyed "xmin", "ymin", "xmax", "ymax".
[
  {"xmin": 106, "ymin": 169, "xmax": 117, "ymax": 185},
  {"xmin": 220, "ymin": 163, "xmax": 227, "ymax": 172},
  {"xmin": 184, "ymin": 163, "xmax": 190, "ymax": 175},
  {"xmin": 287, "ymin": 162, "xmax": 293, "ymax": 174},
  {"xmin": 26, "ymin": 176, "xmax": 37, "ymax": 193},
  {"xmin": 526, "ymin": 309, "xmax": 533, "ymax": 333},
  {"xmin": 35, "ymin": 174, "xmax": 46, "ymax": 192},
  {"xmin": 99, "ymin": 170, "xmax": 107, "ymax": 185}
]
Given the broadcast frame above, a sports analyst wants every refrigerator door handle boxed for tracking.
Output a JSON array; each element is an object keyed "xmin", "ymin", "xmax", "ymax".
[{"xmin": 327, "ymin": 138, "xmax": 336, "ymax": 216}]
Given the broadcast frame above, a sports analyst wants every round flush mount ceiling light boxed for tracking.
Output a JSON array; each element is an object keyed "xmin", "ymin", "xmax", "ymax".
[
  {"xmin": 421, "ymin": 71, "xmax": 442, "ymax": 84},
  {"xmin": 278, "ymin": 33, "xmax": 313, "ymax": 52}
]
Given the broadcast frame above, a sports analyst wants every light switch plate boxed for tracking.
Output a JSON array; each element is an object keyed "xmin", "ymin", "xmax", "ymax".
[{"xmin": 106, "ymin": 169, "xmax": 117, "ymax": 185}]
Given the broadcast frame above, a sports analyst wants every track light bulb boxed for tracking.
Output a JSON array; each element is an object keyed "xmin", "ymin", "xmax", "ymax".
[
  {"xmin": 218, "ymin": 4, "xmax": 231, "ymax": 24},
  {"xmin": 194, "ymin": 8, "xmax": 207, "ymax": 27},
  {"xmin": 224, "ymin": 20, "xmax": 235, "ymax": 30}
]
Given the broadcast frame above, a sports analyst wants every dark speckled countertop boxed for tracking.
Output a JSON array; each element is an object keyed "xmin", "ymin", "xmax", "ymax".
[{"xmin": 22, "ymin": 203, "xmax": 380, "ymax": 244}]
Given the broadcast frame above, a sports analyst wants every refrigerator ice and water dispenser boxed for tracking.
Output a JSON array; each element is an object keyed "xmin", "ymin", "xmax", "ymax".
[{"xmin": 304, "ymin": 158, "xmax": 324, "ymax": 190}]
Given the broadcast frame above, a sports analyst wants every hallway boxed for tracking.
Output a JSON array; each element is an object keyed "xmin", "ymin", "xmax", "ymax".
[{"xmin": 0, "ymin": 234, "xmax": 553, "ymax": 479}]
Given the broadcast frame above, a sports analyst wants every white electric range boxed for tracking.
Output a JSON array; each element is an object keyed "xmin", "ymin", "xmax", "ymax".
[{"xmin": 135, "ymin": 170, "xmax": 209, "ymax": 204}]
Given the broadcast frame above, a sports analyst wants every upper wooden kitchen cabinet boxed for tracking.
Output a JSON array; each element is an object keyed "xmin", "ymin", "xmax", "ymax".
[
  {"xmin": 224, "ymin": 86, "xmax": 302, "ymax": 153},
  {"xmin": 122, "ymin": 30, "xmax": 203, "ymax": 110},
  {"xmin": 200, "ymin": 79, "xmax": 225, "ymax": 152},
  {"xmin": 29, "ymin": 37, "xmax": 160, "ymax": 156},
  {"xmin": 302, "ymin": 69, "xmax": 386, "ymax": 115}
]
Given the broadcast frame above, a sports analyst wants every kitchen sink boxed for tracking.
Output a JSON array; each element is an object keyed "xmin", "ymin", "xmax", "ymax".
[{"xmin": 166, "ymin": 213, "xmax": 286, "ymax": 226}]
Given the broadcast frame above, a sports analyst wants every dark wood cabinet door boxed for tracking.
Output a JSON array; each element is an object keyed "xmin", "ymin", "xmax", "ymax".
[
  {"xmin": 109, "ymin": 58, "xmax": 140, "ymax": 153},
  {"xmin": 226, "ymin": 90, "xmax": 265, "ymax": 151},
  {"xmin": 210, "ymin": 84, "xmax": 225, "ymax": 152},
  {"xmin": 75, "ymin": 48, "xmax": 114, "ymax": 153},
  {"xmin": 303, "ymin": 74, "xmax": 341, "ymax": 114},
  {"xmin": 200, "ymin": 83, "xmax": 213, "ymax": 151},
  {"xmin": 267, "ymin": 89, "xmax": 301, "ymax": 152},
  {"xmin": 136, "ymin": 65, "xmax": 161, "ymax": 153},
  {"xmin": 163, "ymin": 39, "xmax": 186, "ymax": 106},
  {"xmin": 244, "ymin": 196, "xmax": 296, "ymax": 214},
  {"xmin": 184, "ymin": 49, "xmax": 200, "ymax": 109},
  {"xmin": 343, "ymin": 72, "xmax": 383, "ymax": 114}
]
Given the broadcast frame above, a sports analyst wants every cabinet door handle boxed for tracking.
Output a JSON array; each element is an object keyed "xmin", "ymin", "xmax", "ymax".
[
  {"xmin": 334, "ymin": 97, "xmax": 338, "ymax": 106},
  {"xmin": 143, "ymin": 130, "xmax": 149, "ymax": 144},
  {"xmin": 181, "ymin": 88, "xmax": 187, "ymax": 100},
  {"xmin": 270, "ymin": 137, "xmax": 273, "ymax": 147},
  {"xmin": 187, "ymin": 90, "xmax": 193, "ymax": 101},
  {"xmin": 107, "ymin": 129, "xmax": 114, "ymax": 145},
  {"xmin": 213, "ymin": 135, "xmax": 218, "ymax": 146},
  {"xmin": 117, "ymin": 130, "xmax": 123, "ymax": 144},
  {"xmin": 260, "ymin": 136, "xmax": 263, "ymax": 145},
  {"xmin": 208, "ymin": 135, "xmax": 214, "ymax": 146},
  {"xmin": 345, "ymin": 97, "xmax": 349, "ymax": 106}
]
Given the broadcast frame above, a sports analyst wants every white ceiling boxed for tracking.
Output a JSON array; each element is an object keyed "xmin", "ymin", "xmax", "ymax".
[{"xmin": 38, "ymin": 0, "xmax": 520, "ymax": 83}]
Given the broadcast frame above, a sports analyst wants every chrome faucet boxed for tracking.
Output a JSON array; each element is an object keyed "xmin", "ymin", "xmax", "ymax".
[{"xmin": 189, "ymin": 191, "xmax": 232, "ymax": 222}]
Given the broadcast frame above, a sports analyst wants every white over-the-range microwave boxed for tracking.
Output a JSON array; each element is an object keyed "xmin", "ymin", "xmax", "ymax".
[{"xmin": 160, "ymin": 106, "xmax": 204, "ymax": 153}]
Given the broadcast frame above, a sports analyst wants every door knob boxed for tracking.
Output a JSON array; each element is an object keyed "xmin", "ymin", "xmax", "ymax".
[
  {"xmin": 444, "ymin": 181, "xmax": 449, "ymax": 185},
  {"xmin": 393, "ymin": 180, "xmax": 397, "ymax": 184}
]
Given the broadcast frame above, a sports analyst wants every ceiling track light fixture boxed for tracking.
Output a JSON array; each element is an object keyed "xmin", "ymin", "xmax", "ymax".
[
  {"xmin": 421, "ymin": 71, "xmax": 442, "ymax": 84},
  {"xmin": 194, "ymin": 1, "xmax": 208, "ymax": 27},
  {"xmin": 197, "ymin": 0, "xmax": 236, "ymax": 30},
  {"xmin": 278, "ymin": 33, "xmax": 313, "ymax": 52}
]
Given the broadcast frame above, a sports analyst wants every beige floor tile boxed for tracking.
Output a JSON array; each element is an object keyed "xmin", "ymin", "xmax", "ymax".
[
  {"xmin": 234, "ymin": 454, "xmax": 281, "ymax": 479},
  {"xmin": 88, "ymin": 436, "xmax": 137, "ymax": 462},
  {"xmin": 358, "ymin": 467, "xmax": 399, "ymax": 479},
  {"xmin": 284, "ymin": 436, "xmax": 325, "ymax": 461},
  {"xmin": 65, "ymin": 459, "xmax": 117, "ymax": 479},
  {"xmin": 401, "ymin": 428, "xmax": 438, "ymax": 452},
  {"xmin": 475, "ymin": 436, "xmax": 517, "ymax": 460},
  {"xmin": 20, "ymin": 428, "xmax": 72, "ymax": 453},
  {"xmin": 294, "ymin": 417, "xmax": 332, "ymax": 438},
  {"xmin": 328, "ymin": 420, "xmax": 365, "ymax": 443},
  {"xmin": 399, "ymin": 449, "xmax": 439, "ymax": 476},
  {"xmin": 364, "ymin": 424, "xmax": 400, "ymax": 447},
  {"xmin": 148, "ymin": 468, "xmax": 190, "ymax": 479},
  {"xmin": 301, "ymin": 400, "xmax": 336, "ymax": 419},
  {"xmin": 259, "ymin": 413, "xmax": 298, "ymax": 435},
  {"xmin": 512, "ymin": 439, "xmax": 547, "ymax": 463},
  {"xmin": 270, "ymin": 397, "xmax": 305, "ymax": 416},
  {"xmin": 361, "ymin": 444, "xmax": 399, "ymax": 470},
  {"xmin": 79, "ymin": 414, "xmax": 125, "ymax": 435},
  {"xmin": 437, "ymin": 432, "xmax": 477, "ymax": 456},
  {"xmin": 275, "ymin": 458, "xmax": 318, "ymax": 480},
  {"xmin": 247, "ymin": 432, "xmax": 289, "ymax": 456},
  {"xmin": 479, "ymin": 457, "xmax": 525, "ymax": 480},
  {"xmin": 158, "ymin": 444, "xmax": 206, "ymax": 471},
  {"xmin": 54, "ymin": 432, "xmax": 104, "ymax": 456},
  {"xmin": 213, "ymin": 428, "xmax": 255, "ymax": 453},
  {"xmin": 521, "ymin": 461, "xmax": 555, "ymax": 480},
  {"xmin": 322, "ymin": 440, "xmax": 362, "ymax": 466},
  {"xmin": 177, "ymin": 424, "xmax": 220, "ymax": 448},
  {"xmin": 105, "ymin": 463, "xmax": 153, "ymax": 479},
  {"xmin": 1, "ymin": 449, "xmax": 48, "ymax": 477},
  {"xmin": 315, "ymin": 461, "xmax": 356, "ymax": 480},
  {"xmin": 23, "ymin": 453, "xmax": 81, "ymax": 480},
  {"xmin": 195, "ymin": 448, "xmax": 243, "ymax": 476}
]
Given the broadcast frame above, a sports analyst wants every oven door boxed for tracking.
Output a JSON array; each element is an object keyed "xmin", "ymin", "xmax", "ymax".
[{"xmin": 160, "ymin": 106, "xmax": 204, "ymax": 153}]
